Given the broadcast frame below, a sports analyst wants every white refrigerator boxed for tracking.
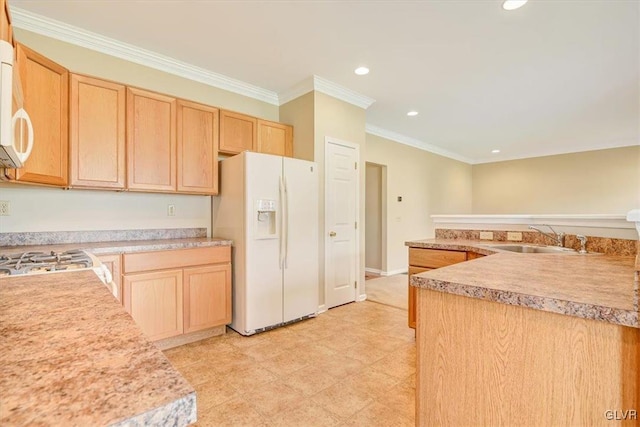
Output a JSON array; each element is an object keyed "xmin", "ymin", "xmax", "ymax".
[{"xmin": 213, "ymin": 151, "xmax": 319, "ymax": 335}]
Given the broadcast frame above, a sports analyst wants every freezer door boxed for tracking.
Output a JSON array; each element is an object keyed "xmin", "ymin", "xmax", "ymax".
[
  {"xmin": 244, "ymin": 152, "xmax": 284, "ymax": 332},
  {"xmin": 282, "ymin": 157, "xmax": 319, "ymax": 321}
]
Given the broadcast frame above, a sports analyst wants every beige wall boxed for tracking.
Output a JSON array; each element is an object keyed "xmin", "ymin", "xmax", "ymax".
[
  {"xmin": 3, "ymin": 30, "xmax": 279, "ymax": 235},
  {"xmin": 279, "ymin": 92, "xmax": 314, "ymax": 161},
  {"xmin": 366, "ymin": 133, "xmax": 473, "ymax": 273},
  {"xmin": 314, "ymin": 92, "xmax": 367, "ymax": 305},
  {"xmin": 0, "ymin": 184, "xmax": 211, "ymax": 233},
  {"xmin": 472, "ymin": 146, "xmax": 640, "ymax": 214},
  {"xmin": 365, "ymin": 163, "xmax": 383, "ymax": 271}
]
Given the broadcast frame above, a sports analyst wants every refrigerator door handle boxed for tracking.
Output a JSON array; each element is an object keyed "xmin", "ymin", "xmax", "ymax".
[
  {"xmin": 283, "ymin": 177, "xmax": 288, "ymax": 269},
  {"xmin": 279, "ymin": 175, "xmax": 285, "ymax": 269}
]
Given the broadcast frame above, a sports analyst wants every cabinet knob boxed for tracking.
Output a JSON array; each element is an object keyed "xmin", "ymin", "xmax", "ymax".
[{"xmin": 329, "ymin": 231, "xmax": 336, "ymax": 237}]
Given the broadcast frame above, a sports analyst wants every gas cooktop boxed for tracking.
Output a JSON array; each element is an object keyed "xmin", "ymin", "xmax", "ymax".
[{"xmin": 0, "ymin": 250, "xmax": 95, "ymax": 276}]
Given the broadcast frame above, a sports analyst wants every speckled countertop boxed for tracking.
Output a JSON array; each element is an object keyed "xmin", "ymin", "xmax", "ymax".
[
  {"xmin": 0, "ymin": 270, "xmax": 196, "ymax": 426},
  {"xmin": 0, "ymin": 237, "xmax": 232, "ymax": 256},
  {"xmin": 406, "ymin": 239, "xmax": 639, "ymax": 328}
]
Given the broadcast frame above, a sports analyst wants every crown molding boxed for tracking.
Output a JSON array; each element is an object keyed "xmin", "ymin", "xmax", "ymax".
[
  {"xmin": 278, "ymin": 76, "xmax": 314, "ymax": 105},
  {"xmin": 312, "ymin": 75, "xmax": 375, "ymax": 109},
  {"xmin": 366, "ymin": 124, "xmax": 473, "ymax": 164},
  {"xmin": 279, "ymin": 75, "xmax": 376, "ymax": 109},
  {"xmin": 10, "ymin": 7, "xmax": 280, "ymax": 105}
]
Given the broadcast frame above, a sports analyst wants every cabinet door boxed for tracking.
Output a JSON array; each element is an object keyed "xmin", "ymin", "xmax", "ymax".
[
  {"xmin": 257, "ymin": 120, "xmax": 293, "ymax": 157},
  {"xmin": 126, "ymin": 87, "xmax": 176, "ymax": 192},
  {"xmin": 1, "ymin": 0, "xmax": 13, "ymax": 45},
  {"xmin": 183, "ymin": 264, "xmax": 231, "ymax": 333},
  {"xmin": 177, "ymin": 100, "xmax": 218, "ymax": 194},
  {"xmin": 123, "ymin": 269, "xmax": 183, "ymax": 341},
  {"xmin": 219, "ymin": 110, "xmax": 256, "ymax": 155},
  {"xmin": 13, "ymin": 43, "xmax": 68, "ymax": 186},
  {"xmin": 69, "ymin": 74, "xmax": 125, "ymax": 189},
  {"xmin": 96, "ymin": 253, "xmax": 122, "ymax": 304},
  {"xmin": 408, "ymin": 266, "xmax": 431, "ymax": 329}
]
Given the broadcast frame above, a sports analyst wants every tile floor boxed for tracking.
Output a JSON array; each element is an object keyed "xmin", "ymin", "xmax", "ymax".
[{"xmin": 163, "ymin": 301, "xmax": 416, "ymax": 426}]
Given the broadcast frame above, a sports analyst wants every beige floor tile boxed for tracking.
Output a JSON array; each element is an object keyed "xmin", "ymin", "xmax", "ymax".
[
  {"xmin": 314, "ymin": 354, "xmax": 365, "ymax": 379},
  {"xmin": 196, "ymin": 397, "xmax": 267, "ymax": 427},
  {"xmin": 222, "ymin": 364, "xmax": 279, "ymax": 393},
  {"xmin": 370, "ymin": 349, "xmax": 416, "ymax": 380},
  {"xmin": 310, "ymin": 382, "xmax": 374, "ymax": 419},
  {"xmin": 341, "ymin": 369, "xmax": 400, "ymax": 401},
  {"xmin": 316, "ymin": 332, "xmax": 363, "ymax": 352},
  {"xmin": 242, "ymin": 380, "xmax": 306, "ymax": 418},
  {"xmin": 260, "ymin": 348, "xmax": 313, "ymax": 377},
  {"xmin": 265, "ymin": 401, "xmax": 342, "ymax": 427},
  {"xmin": 279, "ymin": 365, "xmax": 339, "ymax": 396},
  {"xmin": 194, "ymin": 379, "xmax": 239, "ymax": 411},
  {"xmin": 178, "ymin": 360, "xmax": 226, "ymax": 387},
  {"xmin": 341, "ymin": 342, "xmax": 392, "ymax": 364},
  {"xmin": 235, "ymin": 339, "xmax": 292, "ymax": 362},
  {"xmin": 380, "ymin": 382, "xmax": 416, "ymax": 421},
  {"xmin": 342, "ymin": 401, "xmax": 414, "ymax": 427}
]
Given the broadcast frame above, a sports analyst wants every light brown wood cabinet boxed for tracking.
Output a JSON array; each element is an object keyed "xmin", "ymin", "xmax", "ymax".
[
  {"xmin": 126, "ymin": 87, "xmax": 177, "ymax": 192},
  {"xmin": 11, "ymin": 43, "xmax": 68, "ymax": 186},
  {"xmin": 124, "ymin": 269, "xmax": 184, "ymax": 341},
  {"xmin": 257, "ymin": 119, "xmax": 293, "ymax": 157},
  {"xmin": 177, "ymin": 100, "xmax": 219, "ymax": 194},
  {"xmin": 1, "ymin": 0, "xmax": 12, "ymax": 45},
  {"xmin": 408, "ymin": 248, "xmax": 467, "ymax": 328},
  {"xmin": 69, "ymin": 74, "xmax": 126, "ymax": 189},
  {"xmin": 183, "ymin": 264, "xmax": 231, "ymax": 333},
  {"xmin": 219, "ymin": 110, "xmax": 256, "ymax": 155},
  {"xmin": 122, "ymin": 246, "xmax": 231, "ymax": 342},
  {"xmin": 96, "ymin": 253, "xmax": 122, "ymax": 304}
]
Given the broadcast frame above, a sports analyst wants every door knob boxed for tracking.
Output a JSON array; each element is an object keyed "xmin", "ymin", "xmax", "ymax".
[{"xmin": 329, "ymin": 231, "xmax": 336, "ymax": 237}]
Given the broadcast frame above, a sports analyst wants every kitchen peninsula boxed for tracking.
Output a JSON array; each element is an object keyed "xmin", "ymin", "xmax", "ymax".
[{"xmin": 407, "ymin": 239, "xmax": 639, "ymax": 426}]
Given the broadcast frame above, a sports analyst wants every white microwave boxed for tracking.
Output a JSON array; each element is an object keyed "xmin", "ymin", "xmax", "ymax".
[{"xmin": 0, "ymin": 39, "xmax": 33, "ymax": 168}]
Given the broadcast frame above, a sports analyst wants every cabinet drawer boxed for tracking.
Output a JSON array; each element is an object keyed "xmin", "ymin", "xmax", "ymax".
[
  {"xmin": 409, "ymin": 248, "xmax": 467, "ymax": 269},
  {"xmin": 123, "ymin": 246, "xmax": 231, "ymax": 273}
]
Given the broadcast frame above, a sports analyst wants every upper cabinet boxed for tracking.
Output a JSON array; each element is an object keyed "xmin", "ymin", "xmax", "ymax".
[
  {"xmin": 257, "ymin": 119, "xmax": 293, "ymax": 157},
  {"xmin": 1, "ymin": 0, "xmax": 13, "ymax": 45},
  {"xmin": 69, "ymin": 74, "xmax": 126, "ymax": 189},
  {"xmin": 219, "ymin": 110, "xmax": 256, "ymax": 155},
  {"xmin": 177, "ymin": 100, "xmax": 219, "ymax": 195},
  {"xmin": 12, "ymin": 43, "xmax": 68, "ymax": 186},
  {"xmin": 126, "ymin": 87, "xmax": 177, "ymax": 192}
]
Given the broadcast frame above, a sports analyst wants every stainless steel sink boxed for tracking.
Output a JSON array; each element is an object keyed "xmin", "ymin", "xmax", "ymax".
[{"xmin": 487, "ymin": 244, "xmax": 578, "ymax": 254}]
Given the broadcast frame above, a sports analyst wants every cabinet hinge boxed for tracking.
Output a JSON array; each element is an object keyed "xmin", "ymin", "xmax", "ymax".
[
  {"xmin": 354, "ymin": 281, "xmax": 357, "ymax": 288},
  {"xmin": 355, "ymin": 221, "xmax": 358, "ymax": 229},
  {"xmin": 355, "ymin": 162, "xmax": 358, "ymax": 170}
]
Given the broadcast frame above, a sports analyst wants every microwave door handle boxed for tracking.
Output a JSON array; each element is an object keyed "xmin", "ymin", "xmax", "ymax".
[{"xmin": 12, "ymin": 108, "xmax": 34, "ymax": 162}]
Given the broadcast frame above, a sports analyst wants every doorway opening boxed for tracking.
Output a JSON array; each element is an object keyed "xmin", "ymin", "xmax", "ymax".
[{"xmin": 365, "ymin": 162, "xmax": 387, "ymax": 278}]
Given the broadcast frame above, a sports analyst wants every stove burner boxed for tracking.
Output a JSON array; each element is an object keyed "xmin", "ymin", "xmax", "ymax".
[{"xmin": 0, "ymin": 250, "xmax": 94, "ymax": 276}]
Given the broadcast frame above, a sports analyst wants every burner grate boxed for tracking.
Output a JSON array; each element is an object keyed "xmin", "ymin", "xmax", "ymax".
[{"xmin": 0, "ymin": 250, "xmax": 94, "ymax": 276}]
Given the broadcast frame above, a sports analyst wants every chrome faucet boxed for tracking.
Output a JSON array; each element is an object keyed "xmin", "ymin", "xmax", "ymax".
[{"xmin": 528, "ymin": 224, "xmax": 565, "ymax": 247}]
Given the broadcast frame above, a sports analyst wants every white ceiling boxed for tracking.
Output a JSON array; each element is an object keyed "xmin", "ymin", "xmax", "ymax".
[{"xmin": 10, "ymin": 0, "xmax": 640, "ymax": 164}]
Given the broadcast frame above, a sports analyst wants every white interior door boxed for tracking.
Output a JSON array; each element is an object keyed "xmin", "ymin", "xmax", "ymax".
[{"xmin": 325, "ymin": 139, "xmax": 358, "ymax": 309}]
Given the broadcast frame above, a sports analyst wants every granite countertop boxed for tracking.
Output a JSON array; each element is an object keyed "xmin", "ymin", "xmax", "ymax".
[
  {"xmin": 406, "ymin": 239, "xmax": 639, "ymax": 329},
  {"xmin": 0, "ymin": 237, "xmax": 232, "ymax": 256},
  {"xmin": 0, "ymin": 270, "xmax": 196, "ymax": 426}
]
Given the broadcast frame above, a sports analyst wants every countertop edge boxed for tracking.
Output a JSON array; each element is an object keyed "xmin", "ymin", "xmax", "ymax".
[
  {"xmin": 410, "ymin": 274, "xmax": 639, "ymax": 328},
  {"xmin": 109, "ymin": 392, "xmax": 197, "ymax": 427}
]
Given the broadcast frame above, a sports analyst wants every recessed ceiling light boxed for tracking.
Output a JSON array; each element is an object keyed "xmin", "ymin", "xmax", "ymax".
[
  {"xmin": 354, "ymin": 66, "xmax": 369, "ymax": 76},
  {"xmin": 492, "ymin": 149, "xmax": 501, "ymax": 154},
  {"xmin": 407, "ymin": 111, "xmax": 419, "ymax": 117},
  {"xmin": 502, "ymin": 0, "xmax": 528, "ymax": 10}
]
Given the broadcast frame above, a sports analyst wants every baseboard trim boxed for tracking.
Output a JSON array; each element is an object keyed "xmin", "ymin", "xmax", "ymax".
[
  {"xmin": 357, "ymin": 294, "xmax": 367, "ymax": 302},
  {"xmin": 317, "ymin": 304, "xmax": 327, "ymax": 314},
  {"xmin": 365, "ymin": 267, "xmax": 382, "ymax": 275},
  {"xmin": 381, "ymin": 268, "xmax": 408, "ymax": 276}
]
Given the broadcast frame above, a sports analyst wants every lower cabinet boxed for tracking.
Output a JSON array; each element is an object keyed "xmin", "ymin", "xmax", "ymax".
[
  {"xmin": 408, "ymin": 248, "xmax": 468, "ymax": 329},
  {"xmin": 122, "ymin": 246, "xmax": 231, "ymax": 342}
]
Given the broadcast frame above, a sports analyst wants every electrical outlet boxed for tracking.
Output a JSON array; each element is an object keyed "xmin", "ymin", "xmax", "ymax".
[
  {"xmin": 479, "ymin": 231, "xmax": 494, "ymax": 240},
  {"xmin": 167, "ymin": 204, "xmax": 175, "ymax": 216},
  {"xmin": 507, "ymin": 231, "xmax": 523, "ymax": 241},
  {"xmin": 0, "ymin": 201, "xmax": 9, "ymax": 216}
]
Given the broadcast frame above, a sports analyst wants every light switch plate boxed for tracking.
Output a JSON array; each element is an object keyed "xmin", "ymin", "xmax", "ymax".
[
  {"xmin": 507, "ymin": 231, "xmax": 523, "ymax": 241},
  {"xmin": 479, "ymin": 231, "xmax": 494, "ymax": 240}
]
